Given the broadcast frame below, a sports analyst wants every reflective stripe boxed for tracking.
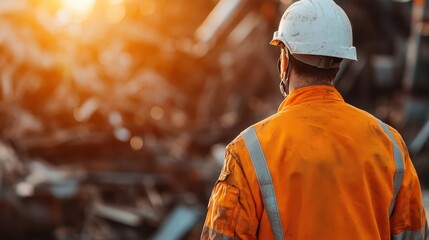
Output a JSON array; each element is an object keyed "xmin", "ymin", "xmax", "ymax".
[
  {"xmin": 425, "ymin": 221, "xmax": 428, "ymax": 240},
  {"xmin": 201, "ymin": 226, "xmax": 238, "ymax": 240},
  {"xmin": 391, "ymin": 226, "xmax": 427, "ymax": 240},
  {"xmin": 242, "ymin": 127, "xmax": 284, "ymax": 240},
  {"xmin": 377, "ymin": 119, "xmax": 404, "ymax": 217},
  {"xmin": 423, "ymin": 219, "xmax": 429, "ymax": 240}
]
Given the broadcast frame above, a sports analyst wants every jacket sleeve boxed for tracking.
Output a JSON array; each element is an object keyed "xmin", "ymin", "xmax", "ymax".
[
  {"xmin": 201, "ymin": 142, "xmax": 259, "ymax": 240},
  {"xmin": 390, "ymin": 129, "xmax": 428, "ymax": 240}
]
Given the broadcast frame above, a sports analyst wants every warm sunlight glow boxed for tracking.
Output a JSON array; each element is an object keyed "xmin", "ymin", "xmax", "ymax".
[
  {"xmin": 60, "ymin": 0, "xmax": 96, "ymax": 19},
  {"xmin": 109, "ymin": 0, "xmax": 124, "ymax": 5}
]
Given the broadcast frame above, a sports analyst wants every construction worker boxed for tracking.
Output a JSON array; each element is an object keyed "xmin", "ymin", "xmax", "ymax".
[{"xmin": 201, "ymin": 0, "xmax": 428, "ymax": 239}]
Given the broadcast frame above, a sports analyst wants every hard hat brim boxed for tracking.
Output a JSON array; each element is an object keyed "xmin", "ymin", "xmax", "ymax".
[
  {"xmin": 270, "ymin": 31, "xmax": 283, "ymax": 46},
  {"xmin": 270, "ymin": 39, "xmax": 282, "ymax": 46}
]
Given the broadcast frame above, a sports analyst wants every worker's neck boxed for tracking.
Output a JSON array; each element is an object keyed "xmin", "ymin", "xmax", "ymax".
[{"xmin": 288, "ymin": 73, "xmax": 334, "ymax": 94}]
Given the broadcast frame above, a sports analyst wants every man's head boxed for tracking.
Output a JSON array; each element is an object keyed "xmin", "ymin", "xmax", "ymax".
[{"xmin": 272, "ymin": 0, "xmax": 357, "ymax": 96}]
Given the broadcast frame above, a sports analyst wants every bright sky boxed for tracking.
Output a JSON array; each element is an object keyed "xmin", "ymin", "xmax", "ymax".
[{"xmin": 60, "ymin": 0, "xmax": 96, "ymax": 16}]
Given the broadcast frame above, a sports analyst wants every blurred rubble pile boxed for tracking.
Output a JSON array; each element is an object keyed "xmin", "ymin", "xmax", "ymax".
[
  {"xmin": 0, "ymin": 0, "xmax": 428, "ymax": 239},
  {"xmin": 0, "ymin": 0, "xmax": 280, "ymax": 239}
]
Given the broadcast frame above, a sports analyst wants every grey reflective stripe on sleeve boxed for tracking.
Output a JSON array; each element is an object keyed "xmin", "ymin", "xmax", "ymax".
[
  {"xmin": 242, "ymin": 127, "xmax": 284, "ymax": 240},
  {"xmin": 391, "ymin": 226, "xmax": 427, "ymax": 240},
  {"xmin": 425, "ymin": 221, "xmax": 428, "ymax": 240},
  {"xmin": 201, "ymin": 227, "xmax": 238, "ymax": 240},
  {"xmin": 377, "ymin": 119, "xmax": 404, "ymax": 217}
]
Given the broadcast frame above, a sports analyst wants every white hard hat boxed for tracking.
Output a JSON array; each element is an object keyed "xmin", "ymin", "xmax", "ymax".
[{"xmin": 271, "ymin": 0, "xmax": 357, "ymax": 68}]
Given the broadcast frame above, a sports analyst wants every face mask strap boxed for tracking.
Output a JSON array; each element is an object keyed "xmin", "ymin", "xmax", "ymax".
[{"xmin": 277, "ymin": 52, "xmax": 292, "ymax": 98}]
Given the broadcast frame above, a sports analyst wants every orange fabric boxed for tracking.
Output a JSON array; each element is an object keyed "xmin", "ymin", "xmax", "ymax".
[{"xmin": 201, "ymin": 85, "xmax": 428, "ymax": 240}]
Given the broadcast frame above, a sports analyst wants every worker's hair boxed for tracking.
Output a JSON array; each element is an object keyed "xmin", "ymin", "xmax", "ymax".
[{"xmin": 289, "ymin": 54, "xmax": 341, "ymax": 82}]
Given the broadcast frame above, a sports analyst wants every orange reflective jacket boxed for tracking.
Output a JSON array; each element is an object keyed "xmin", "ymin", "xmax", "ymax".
[{"xmin": 201, "ymin": 85, "xmax": 428, "ymax": 240}]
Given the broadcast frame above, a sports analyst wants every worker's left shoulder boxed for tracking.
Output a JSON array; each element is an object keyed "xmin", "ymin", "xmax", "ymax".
[
  {"xmin": 251, "ymin": 111, "xmax": 285, "ymax": 134},
  {"xmin": 226, "ymin": 130, "xmax": 249, "ymax": 164},
  {"xmin": 227, "ymin": 115, "xmax": 275, "ymax": 156}
]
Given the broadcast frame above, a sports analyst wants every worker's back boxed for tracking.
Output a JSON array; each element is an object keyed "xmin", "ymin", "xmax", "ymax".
[
  {"xmin": 252, "ymin": 85, "xmax": 394, "ymax": 239},
  {"xmin": 201, "ymin": 85, "xmax": 428, "ymax": 240}
]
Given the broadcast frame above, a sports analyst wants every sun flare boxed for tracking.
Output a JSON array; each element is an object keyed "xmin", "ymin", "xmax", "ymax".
[{"xmin": 60, "ymin": 0, "xmax": 96, "ymax": 17}]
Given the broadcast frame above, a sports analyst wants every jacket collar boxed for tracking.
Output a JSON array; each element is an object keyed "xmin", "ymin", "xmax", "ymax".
[{"xmin": 278, "ymin": 85, "xmax": 344, "ymax": 112}]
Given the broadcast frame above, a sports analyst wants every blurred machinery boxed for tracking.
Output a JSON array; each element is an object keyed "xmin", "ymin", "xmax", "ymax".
[
  {"xmin": 0, "ymin": 0, "xmax": 428, "ymax": 239},
  {"xmin": 405, "ymin": 0, "xmax": 429, "ymax": 155}
]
